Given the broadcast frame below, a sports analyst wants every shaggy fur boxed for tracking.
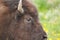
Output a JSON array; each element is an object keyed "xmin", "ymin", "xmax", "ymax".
[{"xmin": 0, "ymin": 0, "xmax": 47, "ymax": 40}]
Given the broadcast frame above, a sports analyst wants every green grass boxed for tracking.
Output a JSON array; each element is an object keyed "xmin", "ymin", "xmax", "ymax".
[{"xmin": 33, "ymin": 0, "xmax": 60, "ymax": 40}]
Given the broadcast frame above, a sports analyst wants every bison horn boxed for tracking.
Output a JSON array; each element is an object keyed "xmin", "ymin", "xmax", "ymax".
[{"xmin": 18, "ymin": 0, "xmax": 24, "ymax": 13}]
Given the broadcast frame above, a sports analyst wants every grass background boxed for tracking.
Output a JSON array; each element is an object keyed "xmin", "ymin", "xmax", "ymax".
[{"xmin": 33, "ymin": 0, "xmax": 60, "ymax": 40}]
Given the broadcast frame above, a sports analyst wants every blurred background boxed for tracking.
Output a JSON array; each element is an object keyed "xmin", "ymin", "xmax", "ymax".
[{"xmin": 32, "ymin": 0, "xmax": 60, "ymax": 40}]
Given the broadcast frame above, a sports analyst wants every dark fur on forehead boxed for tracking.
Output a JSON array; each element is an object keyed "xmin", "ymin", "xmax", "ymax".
[
  {"xmin": 4, "ymin": 0, "xmax": 20, "ymax": 11},
  {"xmin": 22, "ymin": 0, "xmax": 37, "ymax": 14},
  {"xmin": 4, "ymin": 0, "xmax": 38, "ymax": 14}
]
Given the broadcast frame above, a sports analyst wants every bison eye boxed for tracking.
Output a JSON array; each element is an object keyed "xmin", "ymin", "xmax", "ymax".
[{"xmin": 24, "ymin": 17, "xmax": 33, "ymax": 23}]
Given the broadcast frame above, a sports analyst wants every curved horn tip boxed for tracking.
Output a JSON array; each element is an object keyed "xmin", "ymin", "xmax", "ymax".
[
  {"xmin": 18, "ymin": 0, "xmax": 24, "ymax": 13},
  {"xmin": 18, "ymin": 7, "xmax": 24, "ymax": 13}
]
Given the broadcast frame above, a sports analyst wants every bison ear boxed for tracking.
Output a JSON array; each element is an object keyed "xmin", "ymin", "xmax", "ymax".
[{"xmin": 18, "ymin": 0, "xmax": 24, "ymax": 13}]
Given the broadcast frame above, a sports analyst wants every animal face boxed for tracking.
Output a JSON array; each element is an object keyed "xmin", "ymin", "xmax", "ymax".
[{"xmin": 0, "ymin": 0, "xmax": 47, "ymax": 40}]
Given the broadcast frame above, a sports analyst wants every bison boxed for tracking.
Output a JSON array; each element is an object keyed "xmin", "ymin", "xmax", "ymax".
[{"xmin": 0, "ymin": 0, "xmax": 47, "ymax": 40}]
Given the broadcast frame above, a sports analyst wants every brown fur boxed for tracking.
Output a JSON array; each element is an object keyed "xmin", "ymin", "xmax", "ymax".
[{"xmin": 0, "ymin": 0, "xmax": 47, "ymax": 40}]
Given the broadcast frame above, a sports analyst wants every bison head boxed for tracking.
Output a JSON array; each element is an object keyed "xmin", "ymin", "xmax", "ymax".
[{"xmin": 0, "ymin": 0, "xmax": 47, "ymax": 40}]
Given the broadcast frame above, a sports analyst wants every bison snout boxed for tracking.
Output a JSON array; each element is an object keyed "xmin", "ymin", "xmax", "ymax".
[{"xmin": 42, "ymin": 34, "xmax": 47, "ymax": 40}]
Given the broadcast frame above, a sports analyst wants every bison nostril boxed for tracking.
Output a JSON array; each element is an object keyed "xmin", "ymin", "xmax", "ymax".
[{"xmin": 43, "ymin": 35, "xmax": 47, "ymax": 39}]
